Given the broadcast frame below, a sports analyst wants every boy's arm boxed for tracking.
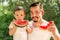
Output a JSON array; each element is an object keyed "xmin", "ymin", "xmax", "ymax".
[
  {"xmin": 9, "ymin": 20, "xmax": 17, "ymax": 36},
  {"xmin": 9, "ymin": 25, "xmax": 16, "ymax": 36}
]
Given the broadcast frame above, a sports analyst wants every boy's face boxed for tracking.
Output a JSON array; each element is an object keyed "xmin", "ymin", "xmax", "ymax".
[{"xmin": 14, "ymin": 10, "xmax": 25, "ymax": 21}]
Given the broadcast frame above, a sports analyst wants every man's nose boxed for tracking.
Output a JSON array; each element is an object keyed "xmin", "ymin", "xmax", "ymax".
[{"xmin": 33, "ymin": 14, "xmax": 36, "ymax": 16}]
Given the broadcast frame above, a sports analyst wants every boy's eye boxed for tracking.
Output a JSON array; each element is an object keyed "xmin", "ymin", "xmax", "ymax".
[
  {"xmin": 16, "ymin": 15, "xmax": 18, "ymax": 16},
  {"xmin": 21, "ymin": 14, "xmax": 22, "ymax": 16}
]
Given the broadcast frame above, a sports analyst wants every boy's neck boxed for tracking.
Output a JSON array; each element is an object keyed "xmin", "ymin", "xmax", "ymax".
[{"xmin": 16, "ymin": 19, "xmax": 24, "ymax": 21}]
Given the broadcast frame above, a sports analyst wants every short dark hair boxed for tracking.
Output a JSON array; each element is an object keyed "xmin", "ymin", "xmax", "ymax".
[
  {"xmin": 14, "ymin": 6, "xmax": 24, "ymax": 12},
  {"xmin": 14, "ymin": 6, "xmax": 25, "ymax": 14},
  {"xmin": 30, "ymin": 2, "xmax": 40, "ymax": 8}
]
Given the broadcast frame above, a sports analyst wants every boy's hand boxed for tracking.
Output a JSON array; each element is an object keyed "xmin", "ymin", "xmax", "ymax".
[
  {"xmin": 26, "ymin": 21, "xmax": 32, "ymax": 33},
  {"xmin": 26, "ymin": 25, "xmax": 32, "ymax": 33}
]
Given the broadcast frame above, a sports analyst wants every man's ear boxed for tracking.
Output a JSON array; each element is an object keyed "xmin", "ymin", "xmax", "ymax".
[{"xmin": 42, "ymin": 10, "xmax": 44, "ymax": 16}]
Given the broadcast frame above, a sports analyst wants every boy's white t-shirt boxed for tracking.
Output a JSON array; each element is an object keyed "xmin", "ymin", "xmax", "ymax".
[
  {"xmin": 28, "ymin": 19, "xmax": 59, "ymax": 40},
  {"xmin": 9, "ymin": 22, "xmax": 27, "ymax": 40}
]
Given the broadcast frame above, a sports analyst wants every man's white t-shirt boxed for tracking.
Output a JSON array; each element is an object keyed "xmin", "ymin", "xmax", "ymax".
[
  {"xmin": 28, "ymin": 19, "xmax": 59, "ymax": 40},
  {"xmin": 9, "ymin": 22, "xmax": 27, "ymax": 40}
]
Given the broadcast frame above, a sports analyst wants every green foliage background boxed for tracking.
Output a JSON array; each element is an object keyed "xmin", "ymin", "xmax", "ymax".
[{"xmin": 0, "ymin": 0, "xmax": 60, "ymax": 40}]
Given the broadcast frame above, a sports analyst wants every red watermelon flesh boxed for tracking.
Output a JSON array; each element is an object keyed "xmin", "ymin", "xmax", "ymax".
[
  {"xmin": 14, "ymin": 20, "xmax": 27, "ymax": 26},
  {"xmin": 40, "ymin": 21, "xmax": 53, "ymax": 29}
]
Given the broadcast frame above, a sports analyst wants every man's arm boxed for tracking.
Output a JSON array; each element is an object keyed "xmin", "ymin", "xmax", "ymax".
[
  {"xmin": 47, "ymin": 21, "xmax": 60, "ymax": 40},
  {"xmin": 52, "ymin": 33, "xmax": 60, "ymax": 40}
]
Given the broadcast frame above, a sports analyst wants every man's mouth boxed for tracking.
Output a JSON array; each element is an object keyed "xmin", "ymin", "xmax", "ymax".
[
  {"xmin": 33, "ymin": 21, "xmax": 38, "ymax": 22},
  {"xmin": 32, "ymin": 16, "xmax": 38, "ymax": 19},
  {"xmin": 32, "ymin": 16, "xmax": 38, "ymax": 22}
]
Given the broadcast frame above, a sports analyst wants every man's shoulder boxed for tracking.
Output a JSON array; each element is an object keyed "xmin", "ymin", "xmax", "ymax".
[
  {"xmin": 42, "ymin": 19, "xmax": 49, "ymax": 26},
  {"xmin": 42, "ymin": 19, "xmax": 48, "ymax": 23}
]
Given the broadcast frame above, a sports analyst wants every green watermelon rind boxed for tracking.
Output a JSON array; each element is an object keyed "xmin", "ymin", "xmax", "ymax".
[{"xmin": 14, "ymin": 24, "xmax": 27, "ymax": 28}]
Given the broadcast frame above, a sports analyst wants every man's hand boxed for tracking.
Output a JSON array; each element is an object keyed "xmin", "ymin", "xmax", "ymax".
[
  {"xmin": 47, "ymin": 21, "xmax": 60, "ymax": 40},
  {"xmin": 47, "ymin": 21, "xmax": 56, "ymax": 34}
]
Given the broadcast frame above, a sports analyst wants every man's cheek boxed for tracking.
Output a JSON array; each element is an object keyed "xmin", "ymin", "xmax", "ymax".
[{"xmin": 30, "ymin": 15, "xmax": 32, "ymax": 18}]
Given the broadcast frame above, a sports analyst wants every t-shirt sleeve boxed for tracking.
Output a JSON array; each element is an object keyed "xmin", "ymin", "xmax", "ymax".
[{"xmin": 8, "ymin": 22, "xmax": 14, "ymax": 29}]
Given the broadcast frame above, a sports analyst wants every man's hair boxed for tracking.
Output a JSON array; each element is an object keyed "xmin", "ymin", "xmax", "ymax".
[
  {"xmin": 30, "ymin": 2, "xmax": 40, "ymax": 8},
  {"xmin": 29, "ymin": 2, "xmax": 44, "ymax": 15}
]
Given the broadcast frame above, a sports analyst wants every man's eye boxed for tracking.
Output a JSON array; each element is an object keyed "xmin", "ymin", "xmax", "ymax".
[
  {"xmin": 30, "ymin": 11, "xmax": 33, "ymax": 14},
  {"xmin": 36, "ymin": 11, "xmax": 40, "ymax": 14}
]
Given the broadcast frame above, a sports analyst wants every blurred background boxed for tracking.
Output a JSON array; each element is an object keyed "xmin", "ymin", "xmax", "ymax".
[{"xmin": 0, "ymin": 0, "xmax": 60, "ymax": 40}]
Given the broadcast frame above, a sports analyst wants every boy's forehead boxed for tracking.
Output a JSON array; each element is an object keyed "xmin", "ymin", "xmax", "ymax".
[
  {"xmin": 15, "ymin": 10, "xmax": 24, "ymax": 13},
  {"xmin": 14, "ymin": 10, "xmax": 25, "ymax": 15}
]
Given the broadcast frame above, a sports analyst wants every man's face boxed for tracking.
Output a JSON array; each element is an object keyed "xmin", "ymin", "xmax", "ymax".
[
  {"xmin": 30, "ymin": 6, "xmax": 42, "ymax": 22},
  {"xmin": 14, "ymin": 10, "xmax": 25, "ymax": 21}
]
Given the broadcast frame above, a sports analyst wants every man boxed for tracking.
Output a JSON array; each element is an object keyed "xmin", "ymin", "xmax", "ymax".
[{"xmin": 28, "ymin": 2, "xmax": 60, "ymax": 40}]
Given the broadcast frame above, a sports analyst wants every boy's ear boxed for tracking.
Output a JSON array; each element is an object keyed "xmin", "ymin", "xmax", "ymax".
[{"xmin": 24, "ymin": 14, "xmax": 26, "ymax": 17}]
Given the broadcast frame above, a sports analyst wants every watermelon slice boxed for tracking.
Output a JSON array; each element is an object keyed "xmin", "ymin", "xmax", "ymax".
[
  {"xmin": 14, "ymin": 20, "xmax": 27, "ymax": 27},
  {"xmin": 40, "ymin": 21, "xmax": 53, "ymax": 29}
]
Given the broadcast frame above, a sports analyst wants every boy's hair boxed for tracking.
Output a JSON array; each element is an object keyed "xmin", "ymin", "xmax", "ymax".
[
  {"xmin": 30, "ymin": 2, "xmax": 40, "ymax": 8},
  {"xmin": 14, "ymin": 6, "xmax": 25, "ymax": 14},
  {"xmin": 14, "ymin": 6, "xmax": 24, "ymax": 12}
]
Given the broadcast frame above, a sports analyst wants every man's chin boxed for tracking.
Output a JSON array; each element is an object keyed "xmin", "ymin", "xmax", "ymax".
[{"xmin": 33, "ymin": 20, "xmax": 38, "ymax": 22}]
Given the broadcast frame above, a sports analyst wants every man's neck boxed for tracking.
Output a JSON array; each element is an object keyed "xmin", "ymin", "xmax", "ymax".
[{"xmin": 33, "ymin": 20, "xmax": 43, "ymax": 27}]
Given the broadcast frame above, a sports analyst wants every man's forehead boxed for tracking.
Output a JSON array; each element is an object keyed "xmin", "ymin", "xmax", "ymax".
[
  {"xmin": 30, "ymin": 6, "xmax": 40, "ymax": 11},
  {"xmin": 31, "ymin": 5, "xmax": 40, "ymax": 8}
]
